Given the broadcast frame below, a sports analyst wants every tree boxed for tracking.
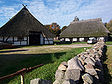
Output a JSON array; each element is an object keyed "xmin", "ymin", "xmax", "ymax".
[
  {"xmin": 61, "ymin": 26, "xmax": 67, "ymax": 31},
  {"xmin": 106, "ymin": 20, "xmax": 112, "ymax": 34},
  {"xmin": 44, "ymin": 23, "xmax": 61, "ymax": 37}
]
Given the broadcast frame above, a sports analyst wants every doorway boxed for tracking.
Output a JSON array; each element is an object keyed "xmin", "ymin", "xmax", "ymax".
[{"xmin": 29, "ymin": 31, "xmax": 41, "ymax": 45}]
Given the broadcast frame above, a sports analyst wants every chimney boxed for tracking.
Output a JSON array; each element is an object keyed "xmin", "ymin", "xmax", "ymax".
[{"xmin": 73, "ymin": 16, "xmax": 79, "ymax": 21}]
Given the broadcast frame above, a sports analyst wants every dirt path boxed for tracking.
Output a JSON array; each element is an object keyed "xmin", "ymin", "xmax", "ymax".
[
  {"xmin": 107, "ymin": 45, "xmax": 112, "ymax": 46},
  {"xmin": 0, "ymin": 44, "xmax": 92, "ymax": 54}
]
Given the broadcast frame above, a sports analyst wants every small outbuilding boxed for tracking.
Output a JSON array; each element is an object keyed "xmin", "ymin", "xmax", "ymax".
[
  {"xmin": 60, "ymin": 17, "xmax": 110, "ymax": 42},
  {"xmin": 0, "ymin": 6, "xmax": 55, "ymax": 45}
]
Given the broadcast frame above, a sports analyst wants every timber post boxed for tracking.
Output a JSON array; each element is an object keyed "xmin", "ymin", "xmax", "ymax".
[{"xmin": 20, "ymin": 73, "xmax": 24, "ymax": 84}]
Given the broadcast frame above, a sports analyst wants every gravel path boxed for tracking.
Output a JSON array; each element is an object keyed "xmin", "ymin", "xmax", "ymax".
[
  {"xmin": 0, "ymin": 44, "xmax": 92, "ymax": 54},
  {"xmin": 107, "ymin": 45, "xmax": 112, "ymax": 46},
  {"xmin": 25, "ymin": 44, "xmax": 91, "ymax": 48}
]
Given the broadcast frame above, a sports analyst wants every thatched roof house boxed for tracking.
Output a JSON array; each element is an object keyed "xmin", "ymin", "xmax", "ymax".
[
  {"xmin": 60, "ymin": 17, "xmax": 110, "ymax": 42},
  {"xmin": 0, "ymin": 6, "xmax": 55, "ymax": 45}
]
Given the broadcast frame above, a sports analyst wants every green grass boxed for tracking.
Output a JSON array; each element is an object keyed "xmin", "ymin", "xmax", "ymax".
[
  {"xmin": 106, "ymin": 41, "xmax": 112, "ymax": 45},
  {"xmin": 72, "ymin": 42, "xmax": 87, "ymax": 44},
  {"xmin": 103, "ymin": 46, "xmax": 112, "ymax": 84},
  {"xmin": 0, "ymin": 47, "xmax": 88, "ymax": 84},
  {"xmin": 54, "ymin": 40, "xmax": 60, "ymax": 43}
]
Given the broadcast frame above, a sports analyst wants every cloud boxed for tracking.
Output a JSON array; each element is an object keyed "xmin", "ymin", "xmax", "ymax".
[
  {"xmin": 0, "ymin": 0, "xmax": 112, "ymax": 27},
  {"xmin": 26, "ymin": 0, "xmax": 94, "ymax": 27},
  {"xmin": 0, "ymin": 5, "xmax": 20, "ymax": 26},
  {"xmin": 0, "ymin": 6, "xmax": 19, "ymax": 18},
  {"xmin": 72, "ymin": 0, "xmax": 112, "ymax": 22}
]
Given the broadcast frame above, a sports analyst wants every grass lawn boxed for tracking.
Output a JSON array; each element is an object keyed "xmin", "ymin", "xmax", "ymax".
[
  {"xmin": 106, "ymin": 41, "xmax": 112, "ymax": 45},
  {"xmin": 72, "ymin": 42, "xmax": 87, "ymax": 44},
  {"xmin": 103, "ymin": 46, "xmax": 112, "ymax": 84},
  {"xmin": 0, "ymin": 46, "xmax": 88, "ymax": 84}
]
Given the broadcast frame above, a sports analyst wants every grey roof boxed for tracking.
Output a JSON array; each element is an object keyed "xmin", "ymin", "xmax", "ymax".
[
  {"xmin": 60, "ymin": 18, "xmax": 110, "ymax": 38},
  {"xmin": 0, "ymin": 7, "xmax": 55, "ymax": 38}
]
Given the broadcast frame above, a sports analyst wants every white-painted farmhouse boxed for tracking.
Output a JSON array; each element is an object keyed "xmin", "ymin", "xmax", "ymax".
[
  {"xmin": 60, "ymin": 17, "xmax": 110, "ymax": 42},
  {"xmin": 0, "ymin": 6, "xmax": 55, "ymax": 45}
]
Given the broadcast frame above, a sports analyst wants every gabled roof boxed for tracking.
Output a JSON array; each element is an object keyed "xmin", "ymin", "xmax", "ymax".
[
  {"xmin": 0, "ymin": 6, "xmax": 55, "ymax": 38},
  {"xmin": 60, "ymin": 18, "xmax": 110, "ymax": 38}
]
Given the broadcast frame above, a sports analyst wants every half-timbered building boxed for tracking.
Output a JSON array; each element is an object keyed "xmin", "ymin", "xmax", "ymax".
[{"xmin": 0, "ymin": 6, "xmax": 55, "ymax": 45}]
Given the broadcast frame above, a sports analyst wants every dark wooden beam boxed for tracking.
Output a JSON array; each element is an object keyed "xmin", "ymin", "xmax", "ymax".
[
  {"xmin": 5, "ymin": 36, "xmax": 10, "ymax": 42},
  {"xmin": 13, "ymin": 37, "xmax": 14, "ymax": 44},
  {"xmin": 27, "ymin": 37, "xmax": 28, "ymax": 45}
]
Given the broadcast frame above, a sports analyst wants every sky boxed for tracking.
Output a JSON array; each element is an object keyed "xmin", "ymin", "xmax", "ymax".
[{"xmin": 0, "ymin": 0, "xmax": 112, "ymax": 28}]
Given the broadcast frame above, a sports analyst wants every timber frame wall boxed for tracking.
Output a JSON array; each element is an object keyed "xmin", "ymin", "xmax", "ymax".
[
  {"xmin": 0, "ymin": 36, "xmax": 54, "ymax": 45},
  {"xmin": 60, "ymin": 37, "xmax": 108, "ymax": 42}
]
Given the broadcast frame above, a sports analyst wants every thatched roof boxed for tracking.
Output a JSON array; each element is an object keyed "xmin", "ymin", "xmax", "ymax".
[
  {"xmin": 60, "ymin": 18, "xmax": 110, "ymax": 38},
  {"xmin": 0, "ymin": 6, "xmax": 55, "ymax": 38}
]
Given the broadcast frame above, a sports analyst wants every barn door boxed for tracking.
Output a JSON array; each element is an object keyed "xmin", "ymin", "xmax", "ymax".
[{"xmin": 29, "ymin": 31, "xmax": 41, "ymax": 45}]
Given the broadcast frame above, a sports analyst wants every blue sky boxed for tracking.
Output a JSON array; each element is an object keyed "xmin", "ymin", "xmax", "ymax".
[{"xmin": 0, "ymin": 0, "xmax": 112, "ymax": 28}]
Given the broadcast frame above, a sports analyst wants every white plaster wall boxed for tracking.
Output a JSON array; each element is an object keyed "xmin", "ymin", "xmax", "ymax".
[
  {"xmin": 89, "ymin": 37, "xmax": 96, "ymax": 40},
  {"xmin": 48, "ymin": 38, "xmax": 53, "ymax": 40},
  {"xmin": 45, "ymin": 41, "xmax": 48, "ymax": 44},
  {"xmin": 13, "ymin": 37, "xmax": 28, "ymax": 45},
  {"xmin": 45, "ymin": 40, "xmax": 53, "ymax": 44},
  {"xmin": 21, "ymin": 41, "xmax": 27, "ymax": 45},
  {"xmin": 4, "ymin": 37, "xmax": 8, "ymax": 41},
  {"xmin": 73, "ymin": 38, "xmax": 77, "ymax": 41},
  {"xmin": 79, "ymin": 38, "xmax": 84, "ymax": 41},
  {"xmin": 0, "ymin": 36, "xmax": 53, "ymax": 45},
  {"xmin": 0, "ymin": 37, "xmax": 13, "ymax": 42},
  {"xmin": 13, "ymin": 42, "xmax": 20, "ymax": 45},
  {"xmin": 49, "ymin": 41, "xmax": 53, "ymax": 44},
  {"xmin": 44, "ymin": 38, "xmax": 53, "ymax": 44},
  {"xmin": 14, "ymin": 37, "xmax": 27, "ymax": 41},
  {"xmin": 13, "ymin": 41, "xmax": 27, "ymax": 45},
  {"xmin": 0, "ymin": 36, "xmax": 28, "ymax": 45},
  {"xmin": 60, "ymin": 38, "xmax": 64, "ymax": 41},
  {"xmin": 14, "ymin": 37, "xmax": 17, "ymax": 41},
  {"xmin": 97, "ymin": 37, "xmax": 105, "ymax": 41},
  {"xmin": 65, "ymin": 38, "xmax": 70, "ymax": 41},
  {"xmin": 40, "ymin": 34, "xmax": 44, "ymax": 44},
  {"xmin": 24, "ymin": 37, "xmax": 27, "ymax": 40},
  {"xmin": 99, "ymin": 37, "xmax": 104, "ymax": 40},
  {"xmin": 45, "ymin": 38, "xmax": 53, "ymax": 40},
  {"xmin": 7, "ymin": 37, "xmax": 13, "ymax": 41}
]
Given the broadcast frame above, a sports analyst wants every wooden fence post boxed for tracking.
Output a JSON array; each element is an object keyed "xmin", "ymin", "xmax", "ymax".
[
  {"xmin": 20, "ymin": 73, "xmax": 24, "ymax": 84},
  {"xmin": 0, "ymin": 64, "xmax": 43, "ymax": 82}
]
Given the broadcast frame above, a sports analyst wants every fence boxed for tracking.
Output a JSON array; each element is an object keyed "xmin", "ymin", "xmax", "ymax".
[{"xmin": 0, "ymin": 64, "xmax": 44, "ymax": 84}]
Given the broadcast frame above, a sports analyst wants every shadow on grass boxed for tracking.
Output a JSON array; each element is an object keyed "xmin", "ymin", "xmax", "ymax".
[
  {"xmin": 0, "ymin": 49, "xmax": 29, "ymax": 53},
  {"xmin": 0, "ymin": 52, "xmax": 66, "ymax": 83},
  {"xmin": 102, "ymin": 45, "xmax": 112, "ymax": 84}
]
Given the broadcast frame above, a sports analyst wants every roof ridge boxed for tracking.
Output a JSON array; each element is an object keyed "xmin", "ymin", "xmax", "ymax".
[
  {"xmin": 0, "ymin": 7, "xmax": 55, "ymax": 38},
  {"xmin": 71, "ymin": 18, "xmax": 102, "ymax": 24},
  {"xmin": 60, "ymin": 18, "xmax": 109, "ymax": 38}
]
